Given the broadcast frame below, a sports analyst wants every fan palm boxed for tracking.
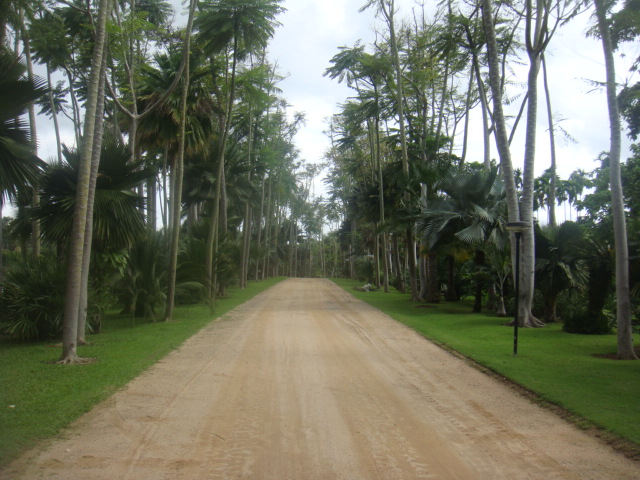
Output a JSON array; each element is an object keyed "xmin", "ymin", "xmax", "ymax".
[
  {"xmin": 0, "ymin": 50, "xmax": 47, "ymax": 205},
  {"xmin": 534, "ymin": 222, "xmax": 588, "ymax": 323},
  {"xmin": 33, "ymin": 140, "xmax": 153, "ymax": 252},
  {"xmin": 418, "ymin": 165, "xmax": 506, "ymax": 312}
]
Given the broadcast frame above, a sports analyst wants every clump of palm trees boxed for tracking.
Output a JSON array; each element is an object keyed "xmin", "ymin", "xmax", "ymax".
[{"xmin": 0, "ymin": 0, "xmax": 332, "ymax": 355}]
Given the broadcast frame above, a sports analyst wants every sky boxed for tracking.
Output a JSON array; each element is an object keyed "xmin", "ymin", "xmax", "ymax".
[
  {"xmin": 262, "ymin": 0, "xmax": 639, "ymax": 197},
  {"xmin": 33, "ymin": 0, "xmax": 640, "ymax": 206}
]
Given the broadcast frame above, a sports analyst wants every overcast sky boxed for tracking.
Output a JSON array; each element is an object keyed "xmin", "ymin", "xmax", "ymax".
[
  {"xmin": 35, "ymin": 0, "xmax": 640, "ymax": 200},
  {"xmin": 263, "ymin": 0, "xmax": 639, "ymax": 193}
]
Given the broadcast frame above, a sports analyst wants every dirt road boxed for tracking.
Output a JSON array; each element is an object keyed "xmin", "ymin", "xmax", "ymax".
[{"xmin": 3, "ymin": 278, "xmax": 639, "ymax": 479}]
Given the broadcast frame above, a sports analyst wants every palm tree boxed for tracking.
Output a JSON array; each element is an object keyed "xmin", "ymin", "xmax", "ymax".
[
  {"xmin": 60, "ymin": 0, "xmax": 111, "ymax": 363},
  {"xmin": 563, "ymin": 236, "xmax": 613, "ymax": 335},
  {"xmin": 326, "ymin": 45, "xmax": 393, "ymax": 291},
  {"xmin": 594, "ymin": 0, "xmax": 637, "ymax": 359},
  {"xmin": 418, "ymin": 165, "xmax": 506, "ymax": 313},
  {"xmin": 534, "ymin": 222, "xmax": 587, "ymax": 323},
  {"xmin": 195, "ymin": 0, "xmax": 283, "ymax": 298},
  {"xmin": 33, "ymin": 141, "xmax": 151, "ymax": 252},
  {"xmin": 0, "ymin": 50, "xmax": 46, "ymax": 204},
  {"xmin": 0, "ymin": 50, "xmax": 47, "ymax": 277},
  {"xmin": 481, "ymin": 0, "xmax": 545, "ymax": 327},
  {"xmin": 163, "ymin": 0, "xmax": 198, "ymax": 322},
  {"xmin": 361, "ymin": 0, "xmax": 418, "ymax": 300}
]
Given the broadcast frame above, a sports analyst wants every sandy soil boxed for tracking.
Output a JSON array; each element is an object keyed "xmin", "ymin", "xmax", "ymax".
[{"xmin": 3, "ymin": 278, "xmax": 639, "ymax": 480}]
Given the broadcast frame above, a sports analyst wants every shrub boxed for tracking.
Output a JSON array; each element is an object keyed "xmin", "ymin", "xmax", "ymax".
[
  {"xmin": 563, "ymin": 310, "xmax": 612, "ymax": 335},
  {"xmin": 116, "ymin": 231, "xmax": 167, "ymax": 321},
  {"xmin": 0, "ymin": 256, "xmax": 66, "ymax": 340}
]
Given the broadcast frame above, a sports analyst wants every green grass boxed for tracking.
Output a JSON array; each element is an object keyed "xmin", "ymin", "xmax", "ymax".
[
  {"xmin": 333, "ymin": 279, "xmax": 640, "ymax": 450},
  {"xmin": 0, "ymin": 277, "xmax": 284, "ymax": 466}
]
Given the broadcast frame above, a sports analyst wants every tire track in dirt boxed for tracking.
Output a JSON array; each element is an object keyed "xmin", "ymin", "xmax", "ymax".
[{"xmin": 2, "ymin": 278, "xmax": 638, "ymax": 479}]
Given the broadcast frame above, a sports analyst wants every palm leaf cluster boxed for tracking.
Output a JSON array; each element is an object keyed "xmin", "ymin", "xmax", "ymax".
[
  {"xmin": 419, "ymin": 165, "xmax": 506, "ymax": 250},
  {"xmin": 32, "ymin": 141, "xmax": 152, "ymax": 252},
  {"xmin": 0, "ymin": 50, "xmax": 47, "ymax": 204}
]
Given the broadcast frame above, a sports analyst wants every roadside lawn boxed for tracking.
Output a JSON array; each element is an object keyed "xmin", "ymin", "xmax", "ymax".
[
  {"xmin": 0, "ymin": 277, "xmax": 285, "ymax": 466},
  {"xmin": 332, "ymin": 278, "xmax": 640, "ymax": 457}
]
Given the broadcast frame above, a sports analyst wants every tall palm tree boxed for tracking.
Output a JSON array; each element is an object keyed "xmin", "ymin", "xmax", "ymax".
[
  {"xmin": 594, "ymin": 0, "xmax": 637, "ymax": 359},
  {"xmin": 326, "ymin": 45, "xmax": 393, "ymax": 291},
  {"xmin": 362, "ymin": 0, "xmax": 419, "ymax": 300},
  {"xmin": 60, "ymin": 0, "xmax": 111, "ymax": 363},
  {"xmin": 163, "ymin": 0, "xmax": 198, "ymax": 322},
  {"xmin": 195, "ymin": 0, "xmax": 283, "ymax": 298}
]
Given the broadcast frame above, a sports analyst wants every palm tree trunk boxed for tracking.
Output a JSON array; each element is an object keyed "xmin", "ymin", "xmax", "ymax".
[
  {"xmin": 63, "ymin": 66, "xmax": 83, "ymax": 146},
  {"xmin": 542, "ymin": 54, "xmax": 557, "ymax": 227},
  {"xmin": 161, "ymin": 146, "xmax": 169, "ymax": 229},
  {"xmin": 0, "ymin": 207, "xmax": 3, "ymax": 282},
  {"xmin": 261, "ymin": 177, "xmax": 273, "ymax": 280},
  {"xmin": 45, "ymin": 65, "xmax": 63, "ymax": 166},
  {"xmin": 472, "ymin": 52, "xmax": 491, "ymax": 169},
  {"xmin": 350, "ymin": 219, "xmax": 356, "ymax": 279},
  {"xmin": 79, "ymin": 46, "xmax": 110, "ymax": 338},
  {"xmin": 241, "ymin": 202, "xmax": 252, "ymax": 288},
  {"xmin": 381, "ymin": 0, "xmax": 417, "ymax": 300},
  {"xmin": 148, "ymin": 175, "xmax": 157, "ymax": 231},
  {"xmin": 519, "ymin": 0, "xmax": 550, "ymax": 328},
  {"xmin": 482, "ymin": 0, "xmax": 542, "ymax": 328},
  {"xmin": 594, "ymin": 0, "xmax": 637, "ymax": 360},
  {"xmin": 207, "ymin": 39, "xmax": 240, "ymax": 298},
  {"xmin": 255, "ymin": 175, "xmax": 265, "ymax": 281},
  {"xmin": 445, "ymin": 255, "xmax": 457, "ymax": 301},
  {"xmin": 392, "ymin": 234, "xmax": 405, "ymax": 294},
  {"xmin": 460, "ymin": 63, "xmax": 475, "ymax": 164},
  {"xmin": 21, "ymin": 14, "xmax": 41, "ymax": 257},
  {"xmin": 374, "ymin": 232, "xmax": 381, "ymax": 288},
  {"xmin": 426, "ymin": 250, "xmax": 440, "ymax": 302},
  {"xmin": 77, "ymin": 50, "xmax": 108, "ymax": 346},
  {"xmin": 419, "ymin": 251, "xmax": 427, "ymax": 300},
  {"xmin": 60, "ymin": 0, "xmax": 111, "ymax": 363},
  {"xmin": 163, "ymin": 0, "xmax": 196, "ymax": 321}
]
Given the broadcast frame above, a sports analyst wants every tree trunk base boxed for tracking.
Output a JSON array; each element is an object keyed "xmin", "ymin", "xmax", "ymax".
[
  {"xmin": 617, "ymin": 353, "xmax": 639, "ymax": 360},
  {"xmin": 617, "ymin": 346, "xmax": 639, "ymax": 360},
  {"xmin": 56, "ymin": 356, "xmax": 96, "ymax": 365},
  {"xmin": 505, "ymin": 313, "xmax": 546, "ymax": 328}
]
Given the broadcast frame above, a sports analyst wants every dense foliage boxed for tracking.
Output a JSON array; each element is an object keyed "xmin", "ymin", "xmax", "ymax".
[{"xmin": 0, "ymin": 0, "xmax": 638, "ymax": 361}]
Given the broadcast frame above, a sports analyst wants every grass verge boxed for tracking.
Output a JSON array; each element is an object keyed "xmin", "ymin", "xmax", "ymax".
[
  {"xmin": 332, "ymin": 278, "xmax": 640, "ymax": 458},
  {"xmin": 0, "ymin": 277, "xmax": 284, "ymax": 466}
]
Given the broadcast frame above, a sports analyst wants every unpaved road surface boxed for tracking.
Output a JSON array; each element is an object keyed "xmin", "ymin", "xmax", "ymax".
[{"xmin": 3, "ymin": 279, "xmax": 639, "ymax": 479}]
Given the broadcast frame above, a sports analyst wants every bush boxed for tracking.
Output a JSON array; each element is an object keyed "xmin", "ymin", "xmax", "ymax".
[
  {"xmin": 563, "ymin": 310, "xmax": 612, "ymax": 335},
  {"xmin": 354, "ymin": 257, "xmax": 374, "ymax": 283},
  {"xmin": 0, "ymin": 256, "xmax": 66, "ymax": 340},
  {"xmin": 116, "ymin": 231, "xmax": 167, "ymax": 321}
]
